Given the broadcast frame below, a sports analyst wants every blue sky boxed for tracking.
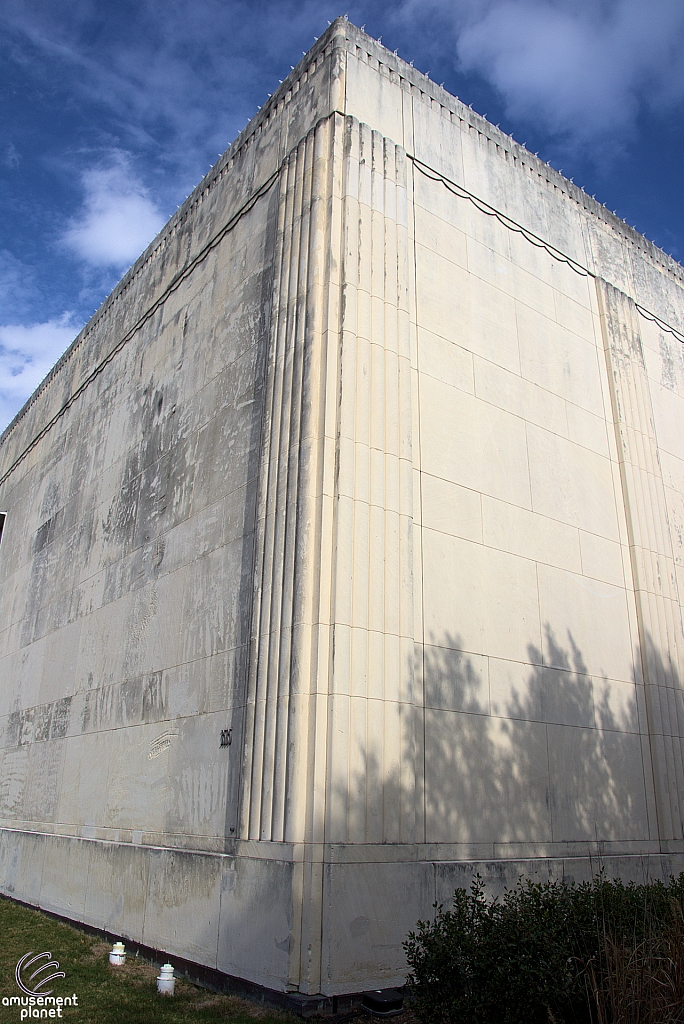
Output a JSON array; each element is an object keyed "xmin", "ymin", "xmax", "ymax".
[{"xmin": 2, "ymin": 0, "xmax": 684, "ymax": 432}]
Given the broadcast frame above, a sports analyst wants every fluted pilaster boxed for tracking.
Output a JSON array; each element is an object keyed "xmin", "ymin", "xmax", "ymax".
[
  {"xmin": 598, "ymin": 279, "xmax": 684, "ymax": 841},
  {"xmin": 327, "ymin": 118, "xmax": 416, "ymax": 845},
  {"xmin": 239, "ymin": 112, "xmax": 416, "ymax": 993},
  {"xmin": 240, "ymin": 113, "xmax": 343, "ymax": 848}
]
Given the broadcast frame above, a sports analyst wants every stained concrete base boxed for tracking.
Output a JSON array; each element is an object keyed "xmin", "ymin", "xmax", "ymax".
[
  {"xmin": 0, "ymin": 890, "xmax": 347, "ymax": 1019},
  {"xmin": 3, "ymin": 826, "xmax": 684, "ymax": 1000}
]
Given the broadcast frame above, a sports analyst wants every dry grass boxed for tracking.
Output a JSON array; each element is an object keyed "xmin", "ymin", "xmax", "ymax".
[{"xmin": 588, "ymin": 906, "xmax": 684, "ymax": 1024}]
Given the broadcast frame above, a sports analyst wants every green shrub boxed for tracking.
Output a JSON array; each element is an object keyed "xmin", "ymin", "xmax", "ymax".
[{"xmin": 403, "ymin": 872, "xmax": 684, "ymax": 1024}]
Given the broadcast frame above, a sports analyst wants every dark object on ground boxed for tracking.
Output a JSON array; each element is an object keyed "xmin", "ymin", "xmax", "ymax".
[{"xmin": 361, "ymin": 989, "xmax": 404, "ymax": 1017}]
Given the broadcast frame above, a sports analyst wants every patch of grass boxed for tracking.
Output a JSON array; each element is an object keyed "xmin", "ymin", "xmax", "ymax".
[{"xmin": 0, "ymin": 897, "xmax": 298, "ymax": 1024}]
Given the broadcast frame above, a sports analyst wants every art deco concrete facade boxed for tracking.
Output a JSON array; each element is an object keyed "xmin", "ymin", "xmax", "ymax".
[{"xmin": 2, "ymin": 18, "xmax": 684, "ymax": 998}]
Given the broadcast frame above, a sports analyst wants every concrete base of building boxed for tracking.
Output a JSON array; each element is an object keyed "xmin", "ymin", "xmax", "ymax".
[{"xmin": 3, "ymin": 826, "xmax": 684, "ymax": 1000}]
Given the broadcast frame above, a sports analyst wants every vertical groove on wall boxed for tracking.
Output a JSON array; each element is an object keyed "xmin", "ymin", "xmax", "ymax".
[
  {"xmin": 240, "ymin": 115, "xmax": 341, "ymax": 847},
  {"xmin": 327, "ymin": 116, "xmax": 415, "ymax": 846},
  {"xmin": 598, "ymin": 279, "xmax": 684, "ymax": 843}
]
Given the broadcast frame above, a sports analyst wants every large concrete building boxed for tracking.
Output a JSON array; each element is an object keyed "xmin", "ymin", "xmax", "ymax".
[{"xmin": 2, "ymin": 17, "xmax": 684, "ymax": 1001}]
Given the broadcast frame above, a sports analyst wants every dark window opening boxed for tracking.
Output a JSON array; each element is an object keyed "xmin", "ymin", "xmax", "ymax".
[{"xmin": 0, "ymin": 513, "xmax": 5, "ymax": 546}]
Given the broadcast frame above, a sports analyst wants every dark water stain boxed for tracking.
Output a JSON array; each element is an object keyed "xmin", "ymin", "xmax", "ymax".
[{"xmin": 143, "ymin": 671, "xmax": 165, "ymax": 723}]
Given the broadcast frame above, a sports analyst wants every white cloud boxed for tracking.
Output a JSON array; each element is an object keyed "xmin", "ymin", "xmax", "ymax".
[
  {"xmin": 452, "ymin": 0, "xmax": 684, "ymax": 149},
  {"xmin": 63, "ymin": 153, "xmax": 165, "ymax": 268},
  {"xmin": 3, "ymin": 142, "xmax": 20, "ymax": 168},
  {"xmin": 0, "ymin": 250, "xmax": 35, "ymax": 322},
  {"xmin": 0, "ymin": 315, "xmax": 80, "ymax": 433}
]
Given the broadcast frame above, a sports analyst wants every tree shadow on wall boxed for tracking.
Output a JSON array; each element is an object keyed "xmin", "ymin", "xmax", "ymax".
[
  {"xmin": 419, "ymin": 628, "xmax": 647, "ymax": 855},
  {"xmin": 334, "ymin": 626, "xmax": 667, "ymax": 868}
]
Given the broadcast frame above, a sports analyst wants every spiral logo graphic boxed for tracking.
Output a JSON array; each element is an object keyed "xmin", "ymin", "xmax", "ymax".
[{"xmin": 15, "ymin": 952, "xmax": 65, "ymax": 996}]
